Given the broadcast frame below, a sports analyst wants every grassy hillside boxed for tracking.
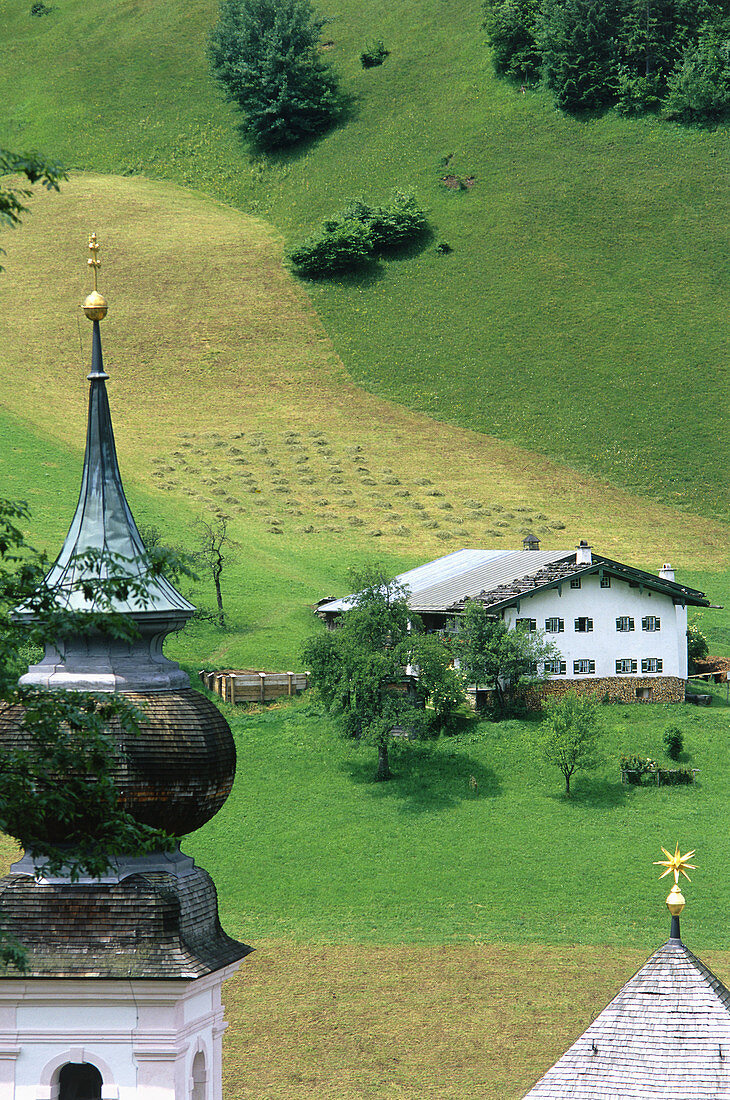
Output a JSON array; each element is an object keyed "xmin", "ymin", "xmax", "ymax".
[
  {"xmin": 0, "ymin": 0, "xmax": 728, "ymax": 518},
  {"xmin": 0, "ymin": 175, "xmax": 727, "ymax": 670},
  {"xmin": 187, "ymin": 691, "xmax": 730, "ymax": 951}
]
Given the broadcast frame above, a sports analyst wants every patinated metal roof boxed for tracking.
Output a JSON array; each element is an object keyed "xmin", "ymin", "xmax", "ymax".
[
  {"xmin": 40, "ymin": 321, "xmax": 193, "ymax": 616},
  {"xmin": 523, "ymin": 937, "xmax": 730, "ymax": 1098}
]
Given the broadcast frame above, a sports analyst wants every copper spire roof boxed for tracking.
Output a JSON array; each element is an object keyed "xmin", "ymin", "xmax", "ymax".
[{"xmin": 41, "ymin": 238, "xmax": 193, "ymax": 617}]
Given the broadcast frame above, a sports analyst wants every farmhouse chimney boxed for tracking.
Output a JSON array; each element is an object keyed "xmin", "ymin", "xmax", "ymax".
[
  {"xmin": 659, "ymin": 563, "xmax": 675, "ymax": 582},
  {"xmin": 576, "ymin": 540, "xmax": 592, "ymax": 566}
]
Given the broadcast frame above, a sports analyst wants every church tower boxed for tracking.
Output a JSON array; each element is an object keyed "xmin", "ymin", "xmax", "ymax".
[{"xmin": 0, "ymin": 237, "xmax": 251, "ymax": 1100}]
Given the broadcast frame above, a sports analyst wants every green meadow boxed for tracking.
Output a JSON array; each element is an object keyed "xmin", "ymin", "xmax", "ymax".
[
  {"xmin": 1, "ymin": 0, "xmax": 729, "ymax": 1093},
  {"xmin": 1, "ymin": 0, "xmax": 728, "ymax": 518}
]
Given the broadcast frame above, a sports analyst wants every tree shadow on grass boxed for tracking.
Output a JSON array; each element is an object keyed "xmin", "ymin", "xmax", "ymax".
[
  {"xmin": 379, "ymin": 226, "xmax": 436, "ymax": 265},
  {"xmin": 237, "ymin": 92, "xmax": 358, "ymax": 164},
  {"xmin": 343, "ymin": 740, "xmax": 501, "ymax": 814},
  {"xmin": 553, "ymin": 776, "xmax": 629, "ymax": 809}
]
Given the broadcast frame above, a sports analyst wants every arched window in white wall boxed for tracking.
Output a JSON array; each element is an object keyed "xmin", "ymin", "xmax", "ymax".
[
  {"xmin": 58, "ymin": 1063, "xmax": 102, "ymax": 1100},
  {"xmin": 191, "ymin": 1052, "xmax": 207, "ymax": 1100}
]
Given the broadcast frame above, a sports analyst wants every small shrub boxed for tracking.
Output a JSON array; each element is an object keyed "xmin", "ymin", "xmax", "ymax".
[
  {"xmin": 615, "ymin": 70, "xmax": 661, "ymax": 116},
  {"xmin": 360, "ymin": 190, "xmax": 428, "ymax": 250},
  {"xmin": 687, "ymin": 622, "xmax": 709, "ymax": 668},
  {"xmin": 663, "ymin": 725, "xmax": 684, "ymax": 761},
  {"xmin": 656, "ymin": 767, "xmax": 695, "ymax": 786},
  {"xmin": 435, "ymin": 240, "xmax": 452, "ymax": 254},
  {"xmin": 361, "ymin": 39, "xmax": 389, "ymax": 68},
  {"xmin": 288, "ymin": 217, "xmax": 373, "ymax": 277},
  {"xmin": 620, "ymin": 753, "xmax": 656, "ymax": 785},
  {"xmin": 30, "ymin": 1, "xmax": 52, "ymax": 13}
]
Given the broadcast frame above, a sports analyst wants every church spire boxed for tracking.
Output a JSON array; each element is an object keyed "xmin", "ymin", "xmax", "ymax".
[{"xmin": 40, "ymin": 234, "xmax": 193, "ymax": 616}]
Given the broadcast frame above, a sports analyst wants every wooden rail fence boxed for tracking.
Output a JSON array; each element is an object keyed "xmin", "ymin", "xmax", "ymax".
[{"xmin": 199, "ymin": 669, "xmax": 310, "ymax": 704}]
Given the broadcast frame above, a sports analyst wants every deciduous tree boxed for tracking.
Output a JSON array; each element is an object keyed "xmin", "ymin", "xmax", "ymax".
[
  {"xmin": 453, "ymin": 599, "xmax": 556, "ymax": 716},
  {"xmin": 209, "ymin": 0, "xmax": 344, "ymax": 149},
  {"xmin": 303, "ymin": 566, "xmax": 462, "ymax": 780},
  {"xmin": 540, "ymin": 689, "xmax": 602, "ymax": 795}
]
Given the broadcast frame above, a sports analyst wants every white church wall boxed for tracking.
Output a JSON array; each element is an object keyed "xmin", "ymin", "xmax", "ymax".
[{"xmin": 0, "ymin": 964, "xmax": 240, "ymax": 1100}]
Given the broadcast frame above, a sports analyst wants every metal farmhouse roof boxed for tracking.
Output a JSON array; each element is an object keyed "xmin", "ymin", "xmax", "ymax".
[
  {"xmin": 522, "ymin": 938, "xmax": 730, "ymax": 1098},
  {"xmin": 316, "ymin": 548, "xmax": 709, "ymax": 616}
]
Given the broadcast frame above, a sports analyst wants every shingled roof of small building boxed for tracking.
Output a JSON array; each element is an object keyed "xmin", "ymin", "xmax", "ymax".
[
  {"xmin": 522, "ymin": 938, "xmax": 730, "ymax": 1098},
  {"xmin": 447, "ymin": 554, "xmax": 709, "ymax": 614}
]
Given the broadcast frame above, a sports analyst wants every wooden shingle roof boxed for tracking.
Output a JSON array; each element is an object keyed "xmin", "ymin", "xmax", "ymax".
[
  {"xmin": 0, "ymin": 865, "xmax": 252, "ymax": 979},
  {"xmin": 523, "ymin": 938, "xmax": 730, "ymax": 1098}
]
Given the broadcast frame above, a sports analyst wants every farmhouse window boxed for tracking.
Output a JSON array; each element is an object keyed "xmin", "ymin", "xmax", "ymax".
[
  {"xmin": 616, "ymin": 616, "xmax": 635, "ymax": 632},
  {"xmin": 574, "ymin": 617, "xmax": 593, "ymax": 632},
  {"xmin": 544, "ymin": 659, "xmax": 567, "ymax": 675},
  {"xmin": 545, "ymin": 617, "xmax": 564, "ymax": 633},
  {"xmin": 641, "ymin": 658, "xmax": 663, "ymax": 673},
  {"xmin": 615, "ymin": 658, "xmax": 637, "ymax": 674},
  {"xmin": 516, "ymin": 618, "xmax": 537, "ymax": 632},
  {"xmin": 600, "ymin": 576, "xmax": 611, "ymax": 588},
  {"xmin": 642, "ymin": 616, "xmax": 661, "ymax": 632},
  {"xmin": 570, "ymin": 578, "xmax": 581, "ymax": 589},
  {"xmin": 573, "ymin": 659, "xmax": 595, "ymax": 675}
]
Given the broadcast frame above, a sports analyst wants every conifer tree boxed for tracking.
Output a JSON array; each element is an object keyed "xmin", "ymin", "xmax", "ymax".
[
  {"xmin": 538, "ymin": 0, "xmax": 622, "ymax": 110},
  {"xmin": 209, "ymin": 0, "xmax": 344, "ymax": 150}
]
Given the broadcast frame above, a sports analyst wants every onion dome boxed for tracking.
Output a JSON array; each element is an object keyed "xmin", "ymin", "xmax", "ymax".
[{"xmin": 0, "ymin": 688, "xmax": 235, "ymax": 837}]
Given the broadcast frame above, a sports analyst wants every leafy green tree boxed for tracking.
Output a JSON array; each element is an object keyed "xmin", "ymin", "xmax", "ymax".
[
  {"xmin": 0, "ymin": 150, "xmax": 65, "ymax": 271},
  {"xmin": 483, "ymin": 0, "xmax": 542, "ymax": 81},
  {"xmin": 208, "ymin": 0, "xmax": 344, "ymax": 150},
  {"xmin": 409, "ymin": 632, "xmax": 466, "ymax": 735},
  {"xmin": 303, "ymin": 567, "xmax": 461, "ymax": 780},
  {"xmin": 686, "ymin": 620, "xmax": 710, "ymax": 668},
  {"xmin": 540, "ymin": 690, "xmax": 602, "ymax": 795},
  {"xmin": 454, "ymin": 600, "xmax": 556, "ymax": 716},
  {"xmin": 537, "ymin": 0, "xmax": 623, "ymax": 110}
]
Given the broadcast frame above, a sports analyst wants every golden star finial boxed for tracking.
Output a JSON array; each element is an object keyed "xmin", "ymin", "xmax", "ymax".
[
  {"xmin": 654, "ymin": 842, "xmax": 696, "ymax": 885},
  {"xmin": 83, "ymin": 232, "xmax": 108, "ymax": 321}
]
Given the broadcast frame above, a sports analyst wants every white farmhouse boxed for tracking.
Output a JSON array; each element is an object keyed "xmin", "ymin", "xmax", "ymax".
[{"xmin": 316, "ymin": 539, "xmax": 710, "ymax": 703}]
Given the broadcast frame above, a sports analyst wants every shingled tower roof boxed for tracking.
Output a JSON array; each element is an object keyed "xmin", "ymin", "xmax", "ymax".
[
  {"xmin": 523, "ymin": 844, "xmax": 730, "ymax": 1099},
  {"xmin": 522, "ymin": 940, "xmax": 730, "ymax": 1099}
]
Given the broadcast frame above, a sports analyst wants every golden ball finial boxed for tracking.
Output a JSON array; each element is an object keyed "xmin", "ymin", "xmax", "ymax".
[
  {"xmin": 83, "ymin": 232, "xmax": 108, "ymax": 320},
  {"xmin": 666, "ymin": 882, "xmax": 686, "ymax": 916},
  {"xmin": 83, "ymin": 290, "xmax": 108, "ymax": 321}
]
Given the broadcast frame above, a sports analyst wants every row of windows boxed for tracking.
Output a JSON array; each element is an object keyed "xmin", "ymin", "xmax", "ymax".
[
  {"xmin": 541, "ymin": 658, "xmax": 664, "ymax": 676},
  {"xmin": 517, "ymin": 616, "xmax": 661, "ymax": 634},
  {"xmin": 569, "ymin": 577, "xmax": 613, "ymax": 589}
]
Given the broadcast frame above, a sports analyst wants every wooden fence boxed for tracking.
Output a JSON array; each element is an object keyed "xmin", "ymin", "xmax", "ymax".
[{"xmin": 199, "ymin": 669, "xmax": 310, "ymax": 705}]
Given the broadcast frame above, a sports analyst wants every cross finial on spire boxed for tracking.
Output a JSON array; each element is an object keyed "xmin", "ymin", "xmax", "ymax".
[
  {"xmin": 83, "ymin": 232, "xmax": 108, "ymax": 321},
  {"xmin": 88, "ymin": 232, "xmax": 101, "ymax": 291}
]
